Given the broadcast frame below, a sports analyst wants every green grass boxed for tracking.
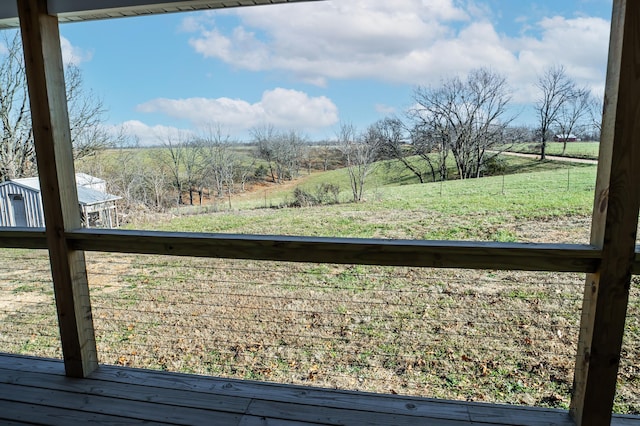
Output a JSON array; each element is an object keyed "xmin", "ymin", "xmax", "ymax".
[
  {"xmin": 134, "ymin": 163, "xmax": 597, "ymax": 243},
  {"xmin": 504, "ymin": 141, "xmax": 599, "ymax": 160},
  {"xmin": 167, "ymin": 154, "xmax": 593, "ymax": 214}
]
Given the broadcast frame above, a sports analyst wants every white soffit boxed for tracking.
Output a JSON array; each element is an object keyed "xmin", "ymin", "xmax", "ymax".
[{"xmin": 0, "ymin": 0, "xmax": 320, "ymax": 28}]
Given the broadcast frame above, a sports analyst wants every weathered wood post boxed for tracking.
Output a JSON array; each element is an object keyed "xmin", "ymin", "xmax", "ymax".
[
  {"xmin": 17, "ymin": 0, "xmax": 97, "ymax": 377},
  {"xmin": 571, "ymin": 0, "xmax": 640, "ymax": 424}
]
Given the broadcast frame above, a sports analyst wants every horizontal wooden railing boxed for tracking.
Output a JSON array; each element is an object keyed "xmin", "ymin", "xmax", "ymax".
[{"xmin": 0, "ymin": 227, "xmax": 610, "ymax": 272}]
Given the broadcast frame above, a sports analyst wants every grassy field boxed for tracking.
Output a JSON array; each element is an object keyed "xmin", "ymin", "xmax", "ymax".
[
  {"xmin": 1, "ymin": 158, "xmax": 638, "ymax": 414},
  {"xmin": 146, "ymin": 161, "xmax": 597, "ymax": 244},
  {"xmin": 504, "ymin": 141, "xmax": 600, "ymax": 160}
]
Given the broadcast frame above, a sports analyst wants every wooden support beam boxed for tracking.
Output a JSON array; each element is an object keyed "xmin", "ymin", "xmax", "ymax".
[
  {"xmin": 17, "ymin": 0, "xmax": 97, "ymax": 378},
  {"xmin": 66, "ymin": 229, "xmax": 601, "ymax": 272},
  {"xmin": 571, "ymin": 0, "xmax": 639, "ymax": 424},
  {"xmin": 0, "ymin": 228, "xmax": 47, "ymax": 248}
]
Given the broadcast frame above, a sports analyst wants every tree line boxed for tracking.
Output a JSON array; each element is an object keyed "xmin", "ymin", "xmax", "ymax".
[{"xmin": 335, "ymin": 66, "xmax": 601, "ymax": 201}]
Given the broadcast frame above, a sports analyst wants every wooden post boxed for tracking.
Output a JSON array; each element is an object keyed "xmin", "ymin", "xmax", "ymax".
[
  {"xmin": 571, "ymin": 0, "xmax": 640, "ymax": 424},
  {"xmin": 17, "ymin": 0, "xmax": 97, "ymax": 377}
]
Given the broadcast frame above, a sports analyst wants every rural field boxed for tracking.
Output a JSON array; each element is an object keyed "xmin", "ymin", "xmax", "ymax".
[
  {"xmin": 1, "ymin": 153, "xmax": 638, "ymax": 414},
  {"xmin": 504, "ymin": 141, "xmax": 600, "ymax": 160}
]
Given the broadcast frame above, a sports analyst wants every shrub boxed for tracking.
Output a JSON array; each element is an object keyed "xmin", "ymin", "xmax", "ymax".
[
  {"xmin": 254, "ymin": 164, "xmax": 268, "ymax": 180},
  {"xmin": 482, "ymin": 156, "xmax": 508, "ymax": 176},
  {"xmin": 288, "ymin": 183, "xmax": 341, "ymax": 208}
]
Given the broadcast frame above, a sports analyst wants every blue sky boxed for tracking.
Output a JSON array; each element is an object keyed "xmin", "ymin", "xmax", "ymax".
[{"xmin": 47, "ymin": 0, "xmax": 614, "ymax": 145}]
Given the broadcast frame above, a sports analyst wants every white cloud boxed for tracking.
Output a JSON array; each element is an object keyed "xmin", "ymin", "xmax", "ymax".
[
  {"xmin": 184, "ymin": 0, "xmax": 610, "ymax": 102},
  {"xmin": 136, "ymin": 88, "xmax": 339, "ymax": 132},
  {"xmin": 60, "ymin": 36, "xmax": 92, "ymax": 65},
  {"xmin": 0, "ymin": 34, "xmax": 90, "ymax": 66},
  {"xmin": 115, "ymin": 120, "xmax": 194, "ymax": 147}
]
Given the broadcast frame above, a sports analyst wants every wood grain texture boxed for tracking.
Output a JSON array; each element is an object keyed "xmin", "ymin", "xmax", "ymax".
[
  {"xmin": 571, "ymin": 0, "xmax": 640, "ymax": 424},
  {"xmin": 66, "ymin": 229, "xmax": 601, "ymax": 272},
  {"xmin": 4, "ymin": 354, "xmax": 632, "ymax": 426},
  {"xmin": 0, "ymin": 228, "xmax": 47, "ymax": 248},
  {"xmin": 9, "ymin": 229, "xmax": 640, "ymax": 272},
  {"xmin": 17, "ymin": 0, "xmax": 96, "ymax": 377}
]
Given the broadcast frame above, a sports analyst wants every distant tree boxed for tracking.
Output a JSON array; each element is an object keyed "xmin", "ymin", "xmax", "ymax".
[
  {"xmin": 252, "ymin": 124, "xmax": 279, "ymax": 183},
  {"xmin": 182, "ymin": 138, "xmax": 205, "ymax": 205},
  {"xmin": 534, "ymin": 65, "xmax": 577, "ymax": 160},
  {"xmin": 338, "ymin": 122, "xmax": 379, "ymax": 202},
  {"xmin": 555, "ymin": 86, "xmax": 591, "ymax": 154},
  {"xmin": 374, "ymin": 117, "xmax": 431, "ymax": 184},
  {"xmin": 65, "ymin": 66, "xmax": 111, "ymax": 160},
  {"xmin": 504, "ymin": 125, "xmax": 535, "ymax": 144},
  {"xmin": 587, "ymin": 94, "xmax": 604, "ymax": 141},
  {"xmin": 316, "ymin": 143, "xmax": 341, "ymax": 171},
  {"xmin": 251, "ymin": 125, "xmax": 305, "ymax": 184},
  {"xmin": 410, "ymin": 68, "xmax": 513, "ymax": 179},
  {"xmin": 300, "ymin": 144, "xmax": 314, "ymax": 175},
  {"xmin": 279, "ymin": 129, "xmax": 306, "ymax": 180},
  {"xmin": 200, "ymin": 125, "xmax": 237, "ymax": 199},
  {"xmin": 0, "ymin": 33, "xmax": 110, "ymax": 181},
  {"xmin": 155, "ymin": 131, "xmax": 189, "ymax": 206},
  {"xmin": 408, "ymin": 121, "xmax": 450, "ymax": 182}
]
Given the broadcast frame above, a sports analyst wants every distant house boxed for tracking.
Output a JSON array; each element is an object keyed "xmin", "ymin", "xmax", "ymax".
[
  {"xmin": 553, "ymin": 134, "xmax": 580, "ymax": 142},
  {"xmin": 0, "ymin": 174, "xmax": 120, "ymax": 228}
]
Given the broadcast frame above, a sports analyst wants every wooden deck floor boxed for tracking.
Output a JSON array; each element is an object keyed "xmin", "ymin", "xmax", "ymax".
[{"xmin": 0, "ymin": 354, "xmax": 638, "ymax": 425}]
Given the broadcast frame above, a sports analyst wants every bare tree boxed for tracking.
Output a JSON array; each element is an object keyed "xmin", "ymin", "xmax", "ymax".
[
  {"xmin": 200, "ymin": 125, "xmax": 238, "ymax": 199},
  {"xmin": 0, "ymin": 33, "xmax": 33, "ymax": 181},
  {"xmin": 338, "ymin": 122, "xmax": 378, "ymax": 202},
  {"xmin": 535, "ymin": 65, "xmax": 577, "ymax": 160},
  {"xmin": 587, "ymin": 94, "xmax": 604, "ymax": 141},
  {"xmin": 252, "ymin": 125, "xmax": 305, "ymax": 184},
  {"xmin": 279, "ymin": 129, "xmax": 306, "ymax": 180},
  {"xmin": 252, "ymin": 124, "xmax": 279, "ymax": 183},
  {"xmin": 155, "ymin": 130, "xmax": 189, "ymax": 207},
  {"xmin": 555, "ymin": 86, "xmax": 591, "ymax": 154},
  {"xmin": 66, "ymin": 65, "xmax": 111, "ymax": 160},
  {"xmin": 409, "ymin": 68, "xmax": 512, "ymax": 179},
  {"xmin": 0, "ymin": 33, "xmax": 110, "ymax": 180},
  {"xmin": 374, "ymin": 117, "xmax": 430, "ymax": 183},
  {"xmin": 182, "ymin": 138, "xmax": 205, "ymax": 205}
]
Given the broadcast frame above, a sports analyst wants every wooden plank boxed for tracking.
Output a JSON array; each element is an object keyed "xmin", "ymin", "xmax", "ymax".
[
  {"xmin": 613, "ymin": 416, "xmax": 640, "ymax": 426},
  {"xmin": 468, "ymin": 404, "xmax": 574, "ymax": 426},
  {"xmin": 0, "ymin": 400, "xmax": 153, "ymax": 425},
  {"xmin": 0, "ymin": 382, "xmax": 243, "ymax": 425},
  {"xmin": 0, "ymin": 353, "xmax": 66, "ymax": 374},
  {"xmin": 0, "ymin": 355, "xmax": 466, "ymax": 422},
  {"xmin": 1, "ymin": 355, "xmax": 638, "ymax": 426},
  {"xmin": 87, "ymin": 364, "xmax": 471, "ymax": 421},
  {"xmin": 244, "ymin": 399, "xmax": 468, "ymax": 426},
  {"xmin": 571, "ymin": 0, "xmax": 640, "ymax": 424},
  {"xmin": 0, "ymin": 367, "xmax": 252, "ymax": 415},
  {"xmin": 67, "ymin": 229, "xmax": 601, "ymax": 272},
  {"xmin": 17, "ymin": 0, "xmax": 97, "ymax": 377},
  {"xmin": 238, "ymin": 416, "xmax": 320, "ymax": 426}
]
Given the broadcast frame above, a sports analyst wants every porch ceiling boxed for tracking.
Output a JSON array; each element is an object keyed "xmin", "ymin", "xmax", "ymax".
[{"xmin": 0, "ymin": 0, "xmax": 320, "ymax": 28}]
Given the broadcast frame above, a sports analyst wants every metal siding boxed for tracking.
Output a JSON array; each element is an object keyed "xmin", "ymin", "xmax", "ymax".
[{"xmin": 0, "ymin": 183, "xmax": 45, "ymax": 227}]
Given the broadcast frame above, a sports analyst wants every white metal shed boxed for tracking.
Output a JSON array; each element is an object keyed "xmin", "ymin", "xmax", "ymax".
[{"xmin": 0, "ymin": 174, "xmax": 120, "ymax": 228}]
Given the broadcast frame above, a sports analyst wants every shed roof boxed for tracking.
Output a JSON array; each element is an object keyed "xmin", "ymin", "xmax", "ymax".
[
  {"xmin": 75, "ymin": 173, "xmax": 106, "ymax": 187},
  {"xmin": 9, "ymin": 176, "xmax": 120, "ymax": 206}
]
